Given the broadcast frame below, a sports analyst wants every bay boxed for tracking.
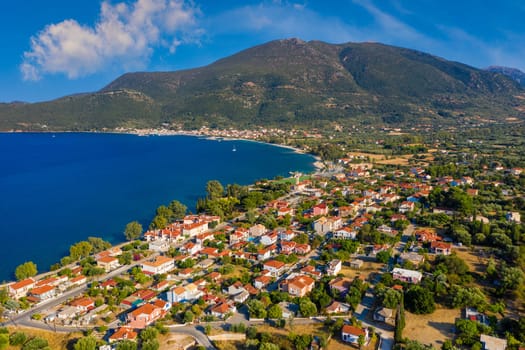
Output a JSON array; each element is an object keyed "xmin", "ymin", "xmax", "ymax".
[{"xmin": 0, "ymin": 133, "xmax": 315, "ymax": 282}]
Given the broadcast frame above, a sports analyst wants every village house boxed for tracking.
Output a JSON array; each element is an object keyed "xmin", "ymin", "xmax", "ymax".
[
  {"xmin": 148, "ymin": 240, "xmax": 170, "ymax": 252},
  {"xmin": 329, "ymin": 277, "xmax": 353, "ymax": 296},
  {"xmin": 392, "ymin": 268, "xmax": 422, "ymax": 284},
  {"xmin": 280, "ymin": 274, "xmax": 315, "ymax": 297},
  {"xmin": 96, "ymin": 256, "xmax": 120, "ymax": 272},
  {"xmin": 8, "ymin": 278, "xmax": 35, "ymax": 299},
  {"xmin": 313, "ymin": 216, "xmax": 342, "ymax": 235},
  {"xmin": 180, "ymin": 241, "xmax": 202, "ymax": 255},
  {"xmin": 253, "ymin": 275, "xmax": 273, "ymax": 290},
  {"xmin": 294, "ymin": 243, "xmax": 311, "ymax": 255},
  {"xmin": 326, "ymin": 259, "xmax": 342, "ymax": 276},
  {"xmin": 399, "ymin": 201, "xmax": 415, "ymax": 213},
  {"xmin": 260, "ymin": 231, "xmax": 278, "ymax": 246},
  {"xmin": 350, "ymin": 259, "xmax": 364, "ymax": 269},
  {"xmin": 208, "ymin": 301, "xmax": 236, "ymax": 319},
  {"xmin": 374, "ymin": 307, "xmax": 395, "ymax": 326},
  {"xmin": 341, "ymin": 325, "xmax": 369, "ymax": 345},
  {"xmin": 69, "ymin": 275, "xmax": 87, "ymax": 287},
  {"xmin": 325, "ymin": 301, "xmax": 351, "ymax": 314},
  {"xmin": 333, "ymin": 226, "xmax": 357, "ymax": 240},
  {"xmin": 312, "ymin": 203, "xmax": 329, "ymax": 216},
  {"xmin": 127, "ymin": 302, "xmax": 167, "ymax": 329},
  {"xmin": 109, "ymin": 327, "xmax": 137, "ymax": 343},
  {"xmin": 182, "ymin": 221, "xmax": 209, "ymax": 237},
  {"xmin": 280, "ymin": 240, "xmax": 296, "ymax": 255},
  {"xmin": 28, "ymin": 285, "xmax": 56, "ymax": 302},
  {"xmin": 480, "ymin": 334, "xmax": 507, "ymax": 350},
  {"xmin": 430, "ymin": 241, "xmax": 453, "ymax": 255},
  {"xmin": 141, "ymin": 256, "xmax": 175, "ymax": 275},
  {"xmin": 263, "ymin": 260, "xmax": 286, "ymax": 277},
  {"xmin": 279, "ymin": 229, "xmax": 296, "ymax": 241},
  {"xmin": 249, "ymin": 224, "xmax": 267, "ymax": 237},
  {"xmin": 70, "ymin": 297, "xmax": 95, "ymax": 313}
]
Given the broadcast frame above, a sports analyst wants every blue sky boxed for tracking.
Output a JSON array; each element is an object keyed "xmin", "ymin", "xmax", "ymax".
[{"xmin": 2, "ymin": 0, "xmax": 525, "ymax": 102}]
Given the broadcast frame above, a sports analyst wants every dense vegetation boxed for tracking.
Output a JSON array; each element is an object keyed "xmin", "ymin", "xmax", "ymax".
[{"xmin": 1, "ymin": 39, "xmax": 523, "ymax": 131}]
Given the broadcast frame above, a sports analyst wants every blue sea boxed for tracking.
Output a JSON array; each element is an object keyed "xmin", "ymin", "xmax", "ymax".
[{"xmin": 0, "ymin": 133, "xmax": 315, "ymax": 282}]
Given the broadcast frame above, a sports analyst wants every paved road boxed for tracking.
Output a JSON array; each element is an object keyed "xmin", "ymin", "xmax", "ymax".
[
  {"xmin": 168, "ymin": 325, "xmax": 216, "ymax": 350},
  {"xmin": 1, "ymin": 254, "xmax": 158, "ymax": 329}
]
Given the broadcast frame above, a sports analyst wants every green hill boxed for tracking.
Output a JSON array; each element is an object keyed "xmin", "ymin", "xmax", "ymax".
[{"xmin": 1, "ymin": 39, "xmax": 524, "ymax": 131}]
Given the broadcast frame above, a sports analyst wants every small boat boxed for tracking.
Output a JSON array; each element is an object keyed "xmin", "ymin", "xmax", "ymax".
[{"xmin": 232, "ymin": 145, "xmax": 237, "ymax": 152}]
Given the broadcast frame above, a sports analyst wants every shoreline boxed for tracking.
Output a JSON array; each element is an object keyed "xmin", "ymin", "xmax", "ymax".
[
  {"xmin": 0, "ymin": 130, "xmax": 324, "ymax": 285},
  {"xmin": 0, "ymin": 129, "xmax": 325, "ymax": 170}
]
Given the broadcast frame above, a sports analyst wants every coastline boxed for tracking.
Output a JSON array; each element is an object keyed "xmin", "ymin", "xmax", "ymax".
[
  {"xmin": 0, "ymin": 130, "xmax": 323, "ymax": 285},
  {"xmin": 1, "ymin": 128, "xmax": 325, "ymax": 170}
]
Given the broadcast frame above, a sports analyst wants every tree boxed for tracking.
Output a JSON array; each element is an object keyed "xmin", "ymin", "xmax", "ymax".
[
  {"xmin": 124, "ymin": 221, "xmax": 143, "ymax": 241},
  {"xmin": 405, "ymin": 286, "xmax": 435, "ymax": 314},
  {"xmin": 247, "ymin": 299, "xmax": 267, "ymax": 319},
  {"xmin": 115, "ymin": 340, "xmax": 137, "ymax": 350},
  {"xmin": 299, "ymin": 297, "xmax": 317, "ymax": 317},
  {"xmin": 168, "ymin": 200, "xmax": 187, "ymax": 220},
  {"xmin": 73, "ymin": 336, "xmax": 97, "ymax": 350},
  {"xmin": 21, "ymin": 337, "xmax": 49, "ymax": 350},
  {"xmin": 9, "ymin": 332, "xmax": 27, "ymax": 346},
  {"xmin": 141, "ymin": 340, "xmax": 159, "ymax": 350},
  {"xmin": 267, "ymin": 304, "xmax": 283, "ymax": 319},
  {"xmin": 183, "ymin": 310, "xmax": 195, "ymax": 323},
  {"xmin": 357, "ymin": 334, "xmax": 365, "ymax": 349},
  {"xmin": 206, "ymin": 180, "xmax": 224, "ymax": 200},
  {"xmin": 15, "ymin": 261, "xmax": 37, "ymax": 280},
  {"xmin": 376, "ymin": 250, "xmax": 391, "ymax": 264},
  {"xmin": 140, "ymin": 327, "xmax": 158, "ymax": 342},
  {"xmin": 149, "ymin": 215, "xmax": 168, "ymax": 230},
  {"xmin": 69, "ymin": 241, "xmax": 94, "ymax": 260},
  {"xmin": 0, "ymin": 334, "xmax": 7, "ymax": 350}
]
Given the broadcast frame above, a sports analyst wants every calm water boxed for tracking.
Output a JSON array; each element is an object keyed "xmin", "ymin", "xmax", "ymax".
[{"xmin": 0, "ymin": 133, "xmax": 315, "ymax": 281}]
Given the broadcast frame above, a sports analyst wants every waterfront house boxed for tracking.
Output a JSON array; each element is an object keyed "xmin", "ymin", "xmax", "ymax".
[{"xmin": 8, "ymin": 278, "xmax": 35, "ymax": 299}]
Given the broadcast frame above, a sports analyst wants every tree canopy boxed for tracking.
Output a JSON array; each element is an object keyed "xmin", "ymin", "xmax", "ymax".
[
  {"xmin": 124, "ymin": 221, "xmax": 143, "ymax": 241},
  {"xmin": 15, "ymin": 261, "xmax": 38, "ymax": 281}
]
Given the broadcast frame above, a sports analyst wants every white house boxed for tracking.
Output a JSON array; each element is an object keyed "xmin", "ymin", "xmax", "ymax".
[
  {"xmin": 392, "ymin": 268, "xmax": 422, "ymax": 284},
  {"xmin": 326, "ymin": 259, "xmax": 342, "ymax": 276},
  {"xmin": 341, "ymin": 325, "xmax": 369, "ymax": 345},
  {"xmin": 141, "ymin": 256, "xmax": 175, "ymax": 275},
  {"xmin": 8, "ymin": 278, "xmax": 35, "ymax": 299},
  {"xmin": 263, "ymin": 260, "xmax": 286, "ymax": 277}
]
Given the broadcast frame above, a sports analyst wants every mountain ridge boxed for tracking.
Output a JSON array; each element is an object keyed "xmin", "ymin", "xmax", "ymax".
[{"xmin": 1, "ymin": 38, "xmax": 524, "ymax": 131}]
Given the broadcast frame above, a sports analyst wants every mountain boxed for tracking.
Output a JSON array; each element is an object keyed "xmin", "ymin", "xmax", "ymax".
[
  {"xmin": 1, "ymin": 39, "xmax": 524, "ymax": 131},
  {"xmin": 486, "ymin": 66, "xmax": 525, "ymax": 87}
]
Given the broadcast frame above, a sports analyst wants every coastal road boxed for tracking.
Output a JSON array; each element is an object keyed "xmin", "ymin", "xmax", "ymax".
[{"xmin": 1, "ymin": 254, "xmax": 157, "ymax": 329}]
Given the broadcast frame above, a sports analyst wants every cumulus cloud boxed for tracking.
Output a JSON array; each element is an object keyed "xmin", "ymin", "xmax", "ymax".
[{"xmin": 21, "ymin": 0, "xmax": 201, "ymax": 80}]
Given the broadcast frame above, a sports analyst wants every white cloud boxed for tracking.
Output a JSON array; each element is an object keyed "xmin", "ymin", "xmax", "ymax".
[{"xmin": 21, "ymin": 0, "xmax": 201, "ymax": 80}]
